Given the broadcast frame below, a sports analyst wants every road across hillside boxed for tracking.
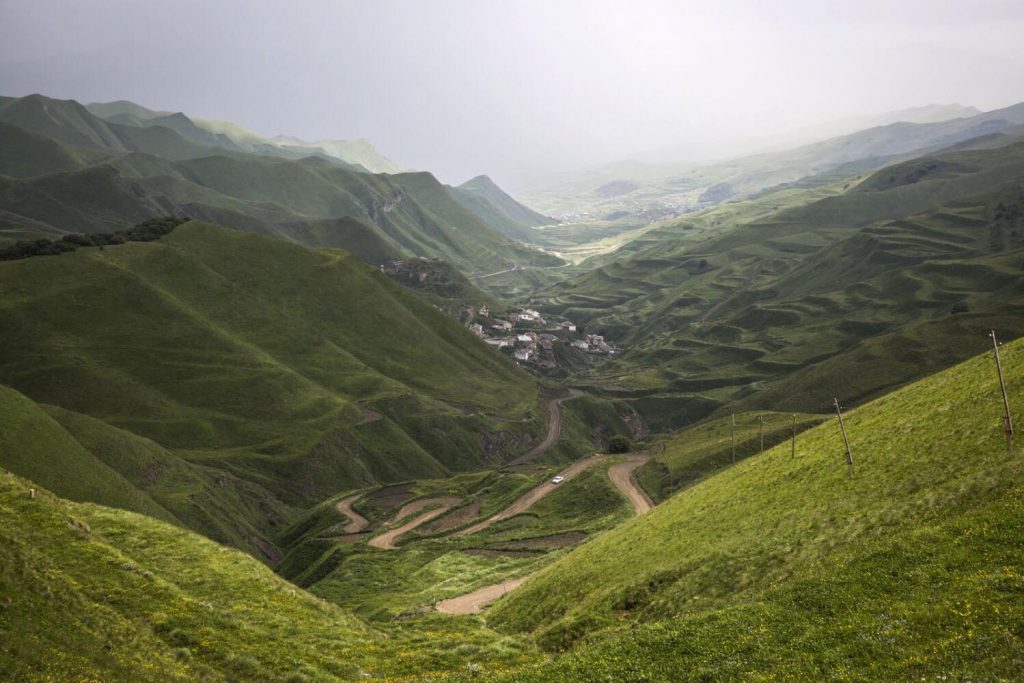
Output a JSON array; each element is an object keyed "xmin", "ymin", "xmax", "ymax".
[
  {"xmin": 507, "ymin": 389, "xmax": 584, "ymax": 467},
  {"xmin": 334, "ymin": 494, "xmax": 369, "ymax": 533},
  {"xmin": 452, "ymin": 453, "xmax": 610, "ymax": 537},
  {"xmin": 437, "ymin": 453, "xmax": 655, "ymax": 614},
  {"xmin": 607, "ymin": 454, "xmax": 654, "ymax": 515},
  {"xmin": 435, "ymin": 577, "xmax": 530, "ymax": 614},
  {"xmin": 368, "ymin": 497, "xmax": 461, "ymax": 549}
]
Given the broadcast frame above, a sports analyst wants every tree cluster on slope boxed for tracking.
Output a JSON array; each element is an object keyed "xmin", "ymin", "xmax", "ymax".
[{"xmin": 0, "ymin": 216, "xmax": 187, "ymax": 261}]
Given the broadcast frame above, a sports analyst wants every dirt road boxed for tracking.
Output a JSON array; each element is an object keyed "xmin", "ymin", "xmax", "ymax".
[
  {"xmin": 607, "ymin": 454, "xmax": 654, "ymax": 515},
  {"xmin": 334, "ymin": 494, "xmax": 369, "ymax": 533},
  {"xmin": 507, "ymin": 389, "xmax": 584, "ymax": 467},
  {"xmin": 437, "ymin": 453, "xmax": 656, "ymax": 614},
  {"xmin": 368, "ymin": 497, "xmax": 461, "ymax": 550},
  {"xmin": 452, "ymin": 453, "xmax": 609, "ymax": 538},
  {"xmin": 435, "ymin": 577, "xmax": 530, "ymax": 614}
]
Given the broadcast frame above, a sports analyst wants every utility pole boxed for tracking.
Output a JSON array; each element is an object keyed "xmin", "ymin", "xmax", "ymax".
[
  {"xmin": 731, "ymin": 413, "xmax": 736, "ymax": 463},
  {"xmin": 834, "ymin": 398, "xmax": 854, "ymax": 477},
  {"xmin": 791, "ymin": 413, "xmax": 797, "ymax": 459},
  {"xmin": 990, "ymin": 331, "xmax": 1014, "ymax": 454},
  {"xmin": 759, "ymin": 413, "xmax": 764, "ymax": 454}
]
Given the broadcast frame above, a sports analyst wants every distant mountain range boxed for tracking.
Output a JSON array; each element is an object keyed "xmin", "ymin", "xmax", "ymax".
[
  {"xmin": 0, "ymin": 93, "xmax": 561, "ymax": 279},
  {"xmin": 522, "ymin": 101, "xmax": 1024, "ymax": 219},
  {"xmin": 86, "ymin": 99, "xmax": 402, "ymax": 173}
]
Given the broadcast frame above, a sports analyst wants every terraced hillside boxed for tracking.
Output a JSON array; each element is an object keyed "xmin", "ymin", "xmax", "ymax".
[
  {"xmin": 537, "ymin": 141, "xmax": 1024, "ymax": 429},
  {"xmin": 0, "ymin": 221, "xmax": 546, "ymax": 558},
  {"xmin": 0, "ymin": 94, "xmax": 562, "ymax": 278},
  {"xmin": 480, "ymin": 335, "xmax": 1024, "ymax": 680}
]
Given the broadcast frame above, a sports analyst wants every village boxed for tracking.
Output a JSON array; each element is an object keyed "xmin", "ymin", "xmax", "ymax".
[{"xmin": 463, "ymin": 304, "xmax": 618, "ymax": 370}]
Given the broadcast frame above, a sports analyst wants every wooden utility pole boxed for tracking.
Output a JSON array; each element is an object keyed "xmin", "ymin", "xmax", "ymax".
[
  {"xmin": 731, "ymin": 413, "xmax": 736, "ymax": 463},
  {"xmin": 834, "ymin": 398, "xmax": 854, "ymax": 477},
  {"xmin": 990, "ymin": 331, "xmax": 1014, "ymax": 454},
  {"xmin": 759, "ymin": 414, "xmax": 764, "ymax": 454},
  {"xmin": 791, "ymin": 414, "xmax": 797, "ymax": 459}
]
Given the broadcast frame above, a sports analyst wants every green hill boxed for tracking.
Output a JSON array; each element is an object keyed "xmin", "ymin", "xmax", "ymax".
[
  {"xmin": 535, "ymin": 141, "xmax": 1024, "ymax": 429},
  {"xmin": 0, "ymin": 221, "xmax": 546, "ymax": 555},
  {"xmin": 0, "ymin": 165, "xmax": 178, "ymax": 243},
  {"xmin": 87, "ymin": 99, "xmax": 402, "ymax": 173},
  {"xmin": 0, "ymin": 468, "xmax": 534, "ymax": 681},
  {"xmin": 0, "ymin": 120, "xmax": 113, "ymax": 178},
  {"xmin": 481, "ymin": 335, "xmax": 1024, "ymax": 680},
  {"xmin": 0, "ymin": 94, "xmax": 563, "ymax": 277},
  {"xmin": 0, "ymin": 94, "xmax": 219, "ymax": 161},
  {"xmin": 273, "ymin": 135, "xmax": 402, "ymax": 174},
  {"xmin": 523, "ymin": 100, "xmax": 1024, "ymax": 220},
  {"xmin": 449, "ymin": 175, "xmax": 555, "ymax": 243}
]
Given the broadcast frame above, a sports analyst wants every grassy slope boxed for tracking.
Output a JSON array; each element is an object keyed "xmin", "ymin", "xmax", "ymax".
[
  {"xmin": 449, "ymin": 175, "xmax": 554, "ymax": 243},
  {"xmin": 0, "ymin": 94, "xmax": 562, "ymax": 276},
  {"xmin": 538, "ymin": 142, "xmax": 1024, "ymax": 429},
  {"xmin": 0, "ymin": 164, "xmax": 176, "ymax": 240},
  {"xmin": 0, "ymin": 221, "xmax": 543, "ymax": 550},
  {"xmin": 0, "ymin": 469, "xmax": 537, "ymax": 682},
  {"xmin": 635, "ymin": 410, "xmax": 826, "ymax": 502},
  {"xmin": 0, "ymin": 383, "xmax": 177, "ymax": 524},
  {"xmin": 479, "ymin": 336, "xmax": 1024, "ymax": 680},
  {"xmin": 0, "ymin": 120, "xmax": 113, "ymax": 178}
]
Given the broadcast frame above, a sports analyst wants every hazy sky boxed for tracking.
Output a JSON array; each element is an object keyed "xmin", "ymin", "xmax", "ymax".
[{"xmin": 2, "ymin": 0, "xmax": 1024, "ymax": 188}]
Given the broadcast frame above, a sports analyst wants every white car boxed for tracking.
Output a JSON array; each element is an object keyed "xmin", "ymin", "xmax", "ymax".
[{"xmin": 551, "ymin": 475, "xmax": 565, "ymax": 484}]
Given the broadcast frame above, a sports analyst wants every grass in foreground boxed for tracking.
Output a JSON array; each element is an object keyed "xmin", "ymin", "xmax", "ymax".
[
  {"xmin": 0, "ymin": 469, "xmax": 537, "ymax": 682},
  {"xmin": 472, "ymin": 336, "xmax": 1024, "ymax": 680}
]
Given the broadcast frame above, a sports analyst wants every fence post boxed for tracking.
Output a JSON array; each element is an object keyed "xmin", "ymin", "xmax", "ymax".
[
  {"xmin": 989, "ymin": 331, "xmax": 1014, "ymax": 454},
  {"xmin": 834, "ymin": 398, "xmax": 854, "ymax": 477},
  {"xmin": 791, "ymin": 413, "xmax": 796, "ymax": 459},
  {"xmin": 731, "ymin": 413, "xmax": 736, "ymax": 463},
  {"xmin": 759, "ymin": 413, "xmax": 764, "ymax": 454}
]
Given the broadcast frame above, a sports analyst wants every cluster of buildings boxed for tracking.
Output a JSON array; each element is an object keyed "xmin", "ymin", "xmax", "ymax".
[
  {"xmin": 465, "ymin": 306, "xmax": 616, "ymax": 369},
  {"xmin": 570, "ymin": 333, "xmax": 615, "ymax": 355}
]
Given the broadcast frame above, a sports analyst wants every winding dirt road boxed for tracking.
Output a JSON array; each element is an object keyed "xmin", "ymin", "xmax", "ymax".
[
  {"xmin": 334, "ymin": 494, "xmax": 369, "ymax": 533},
  {"xmin": 507, "ymin": 390, "xmax": 584, "ymax": 467},
  {"xmin": 607, "ymin": 454, "xmax": 654, "ymax": 515},
  {"xmin": 435, "ymin": 577, "xmax": 530, "ymax": 615},
  {"xmin": 437, "ymin": 453, "xmax": 655, "ymax": 614},
  {"xmin": 368, "ymin": 497, "xmax": 461, "ymax": 550},
  {"xmin": 452, "ymin": 453, "xmax": 610, "ymax": 538}
]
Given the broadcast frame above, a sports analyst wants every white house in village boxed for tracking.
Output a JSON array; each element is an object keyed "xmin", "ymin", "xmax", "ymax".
[
  {"xmin": 516, "ymin": 308, "xmax": 546, "ymax": 324},
  {"xmin": 572, "ymin": 340, "xmax": 590, "ymax": 351},
  {"xmin": 478, "ymin": 305, "xmax": 489, "ymax": 317},
  {"xmin": 469, "ymin": 323, "xmax": 484, "ymax": 337},
  {"xmin": 486, "ymin": 338, "xmax": 512, "ymax": 349},
  {"xmin": 514, "ymin": 349, "xmax": 532, "ymax": 362},
  {"xmin": 516, "ymin": 334, "xmax": 534, "ymax": 344},
  {"xmin": 561, "ymin": 321, "xmax": 577, "ymax": 332},
  {"xmin": 492, "ymin": 320, "xmax": 512, "ymax": 331}
]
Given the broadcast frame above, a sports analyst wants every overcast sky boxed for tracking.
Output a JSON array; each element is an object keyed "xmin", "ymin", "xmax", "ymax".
[{"xmin": 2, "ymin": 0, "xmax": 1023, "ymax": 188}]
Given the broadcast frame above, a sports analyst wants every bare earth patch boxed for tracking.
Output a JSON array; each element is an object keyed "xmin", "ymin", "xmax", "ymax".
[
  {"xmin": 422, "ymin": 499, "xmax": 483, "ymax": 534},
  {"xmin": 366, "ymin": 484, "xmax": 414, "ymax": 511},
  {"xmin": 489, "ymin": 531, "xmax": 589, "ymax": 550}
]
